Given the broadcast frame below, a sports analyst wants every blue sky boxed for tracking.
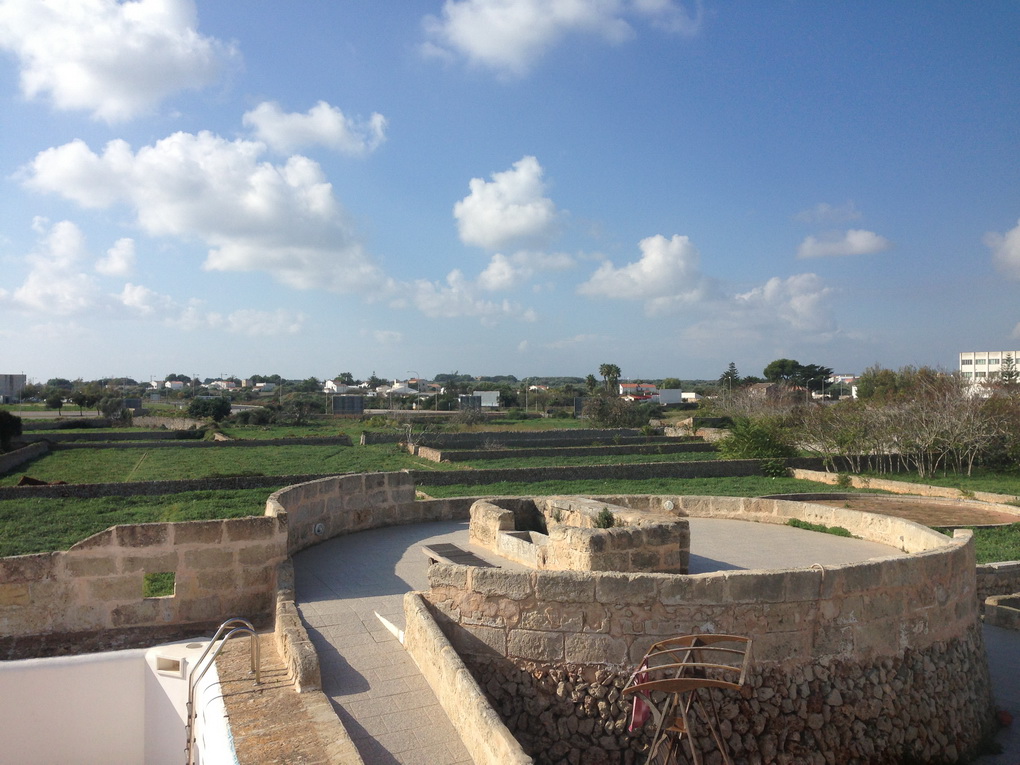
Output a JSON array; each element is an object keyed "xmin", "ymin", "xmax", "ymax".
[{"xmin": 1, "ymin": 1, "xmax": 1019, "ymax": 384}]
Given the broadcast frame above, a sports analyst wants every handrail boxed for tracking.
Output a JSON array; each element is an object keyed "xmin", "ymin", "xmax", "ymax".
[{"xmin": 184, "ymin": 618, "xmax": 261, "ymax": 765}]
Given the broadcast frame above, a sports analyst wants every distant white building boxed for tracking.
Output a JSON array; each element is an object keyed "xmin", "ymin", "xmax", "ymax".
[{"xmin": 959, "ymin": 350, "xmax": 1020, "ymax": 383}]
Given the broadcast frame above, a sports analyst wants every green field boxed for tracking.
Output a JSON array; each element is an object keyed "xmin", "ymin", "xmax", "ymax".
[
  {"xmin": 0, "ymin": 443, "xmax": 436, "ymax": 485},
  {"xmin": 0, "ymin": 488, "xmax": 279, "ymax": 557}
]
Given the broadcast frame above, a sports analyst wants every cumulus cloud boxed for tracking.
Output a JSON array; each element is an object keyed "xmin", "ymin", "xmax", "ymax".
[
  {"xmin": 225, "ymin": 308, "xmax": 306, "ymax": 336},
  {"xmin": 794, "ymin": 201, "xmax": 862, "ymax": 224},
  {"xmin": 478, "ymin": 250, "xmax": 574, "ymax": 291},
  {"xmin": 23, "ymin": 131, "xmax": 390, "ymax": 294},
  {"xmin": 422, "ymin": 0, "xmax": 700, "ymax": 77},
  {"xmin": 119, "ymin": 286, "xmax": 305, "ymax": 335},
  {"xmin": 796, "ymin": 229, "xmax": 891, "ymax": 259},
  {"xmin": 985, "ymin": 219, "xmax": 1020, "ymax": 280},
  {"xmin": 733, "ymin": 273, "xmax": 835, "ymax": 332},
  {"xmin": 578, "ymin": 234, "xmax": 712, "ymax": 313},
  {"xmin": 11, "ymin": 219, "xmax": 101, "ymax": 314},
  {"xmin": 96, "ymin": 238, "xmax": 136, "ymax": 276},
  {"xmin": 454, "ymin": 156, "xmax": 560, "ymax": 250},
  {"xmin": 0, "ymin": 0, "xmax": 237, "ymax": 122},
  {"xmin": 242, "ymin": 101, "xmax": 387, "ymax": 155},
  {"xmin": 372, "ymin": 329, "xmax": 404, "ymax": 345},
  {"xmin": 409, "ymin": 268, "xmax": 537, "ymax": 322},
  {"xmin": 118, "ymin": 282, "xmax": 174, "ymax": 316}
]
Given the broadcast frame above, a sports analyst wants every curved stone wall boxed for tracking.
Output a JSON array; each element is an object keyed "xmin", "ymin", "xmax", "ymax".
[{"xmin": 423, "ymin": 495, "xmax": 995, "ymax": 763}]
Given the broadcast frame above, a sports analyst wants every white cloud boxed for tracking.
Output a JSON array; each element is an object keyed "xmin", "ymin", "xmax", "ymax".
[
  {"xmin": 422, "ymin": 0, "xmax": 700, "ymax": 77},
  {"xmin": 478, "ymin": 250, "xmax": 574, "ymax": 291},
  {"xmin": 409, "ymin": 268, "xmax": 536, "ymax": 321},
  {"xmin": 372, "ymin": 329, "xmax": 404, "ymax": 345},
  {"xmin": 118, "ymin": 282, "xmax": 173, "ymax": 316},
  {"xmin": 544, "ymin": 333, "xmax": 600, "ymax": 349},
  {"xmin": 985, "ymin": 219, "xmax": 1020, "ymax": 280},
  {"xmin": 734, "ymin": 273, "xmax": 835, "ymax": 332},
  {"xmin": 242, "ymin": 101, "xmax": 387, "ymax": 155},
  {"xmin": 23, "ymin": 131, "xmax": 390, "ymax": 294},
  {"xmin": 96, "ymin": 237, "xmax": 136, "ymax": 277},
  {"xmin": 796, "ymin": 229, "xmax": 891, "ymax": 259},
  {"xmin": 11, "ymin": 220, "xmax": 101, "ymax": 314},
  {"xmin": 578, "ymin": 234, "xmax": 711, "ymax": 313},
  {"xmin": 225, "ymin": 308, "xmax": 306, "ymax": 336},
  {"xmin": 454, "ymin": 156, "xmax": 560, "ymax": 250},
  {"xmin": 0, "ymin": 0, "xmax": 237, "ymax": 122},
  {"xmin": 794, "ymin": 201, "xmax": 862, "ymax": 225}
]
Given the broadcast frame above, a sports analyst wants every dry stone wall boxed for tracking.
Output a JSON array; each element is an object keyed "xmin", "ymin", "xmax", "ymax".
[{"xmin": 425, "ymin": 496, "xmax": 995, "ymax": 763}]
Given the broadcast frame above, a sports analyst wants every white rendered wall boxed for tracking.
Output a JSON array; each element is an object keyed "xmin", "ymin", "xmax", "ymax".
[{"xmin": 0, "ymin": 641, "xmax": 236, "ymax": 765}]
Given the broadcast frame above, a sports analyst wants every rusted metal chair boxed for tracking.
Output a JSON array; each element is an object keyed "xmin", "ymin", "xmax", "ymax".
[{"xmin": 623, "ymin": 634, "xmax": 752, "ymax": 765}]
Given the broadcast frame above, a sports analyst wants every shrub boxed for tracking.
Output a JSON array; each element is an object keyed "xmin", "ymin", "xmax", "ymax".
[
  {"xmin": 594, "ymin": 507, "xmax": 616, "ymax": 528},
  {"xmin": 717, "ymin": 417, "xmax": 797, "ymax": 461}
]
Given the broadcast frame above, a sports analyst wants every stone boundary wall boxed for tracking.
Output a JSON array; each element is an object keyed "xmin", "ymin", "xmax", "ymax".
[
  {"xmin": 791, "ymin": 467, "xmax": 1020, "ymax": 505},
  {"xmin": 22, "ymin": 430, "xmax": 203, "ymax": 443},
  {"xmin": 21, "ymin": 417, "xmax": 113, "ymax": 431},
  {"xmin": 403, "ymin": 592, "xmax": 532, "ymax": 765},
  {"xmin": 410, "ymin": 457, "xmax": 830, "ymax": 487},
  {"xmin": 273, "ymin": 558, "xmax": 322, "ymax": 693},
  {"xmin": 424, "ymin": 496, "xmax": 993, "ymax": 762},
  {"xmin": 362, "ymin": 428, "xmax": 643, "ymax": 447},
  {"xmin": 0, "ymin": 515, "xmax": 287, "ymax": 643},
  {"xmin": 414, "ymin": 440, "xmax": 715, "ymax": 463},
  {"xmin": 133, "ymin": 416, "xmax": 206, "ymax": 429},
  {"xmin": 0, "ymin": 441, "xmax": 47, "ymax": 473},
  {"xmin": 0, "ymin": 473, "xmax": 328, "ymax": 501},
  {"xmin": 49, "ymin": 435, "xmax": 354, "ymax": 450}
]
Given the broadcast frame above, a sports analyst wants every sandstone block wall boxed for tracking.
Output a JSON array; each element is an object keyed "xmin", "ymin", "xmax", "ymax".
[
  {"xmin": 0, "ymin": 441, "xmax": 47, "ymax": 473},
  {"xmin": 0, "ymin": 516, "xmax": 287, "ymax": 641},
  {"xmin": 413, "ymin": 440, "xmax": 714, "ymax": 463},
  {"xmin": 265, "ymin": 471, "xmax": 474, "ymax": 555}
]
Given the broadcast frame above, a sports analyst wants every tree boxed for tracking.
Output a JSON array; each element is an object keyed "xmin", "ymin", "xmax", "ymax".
[
  {"xmin": 599, "ymin": 363, "xmax": 621, "ymax": 393},
  {"xmin": 336, "ymin": 372, "xmax": 356, "ymax": 385},
  {"xmin": 188, "ymin": 397, "xmax": 231, "ymax": 421},
  {"xmin": 45, "ymin": 393, "xmax": 64, "ymax": 414},
  {"xmin": 762, "ymin": 359, "xmax": 802, "ymax": 383},
  {"xmin": 585, "ymin": 374, "xmax": 598, "ymax": 394},
  {"xmin": 661, "ymin": 377, "xmax": 682, "ymax": 390},
  {"xmin": 718, "ymin": 362, "xmax": 740, "ymax": 390},
  {"xmin": 0, "ymin": 411, "xmax": 22, "ymax": 452}
]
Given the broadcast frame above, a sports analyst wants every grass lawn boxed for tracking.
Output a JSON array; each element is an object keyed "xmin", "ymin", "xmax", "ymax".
[
  {"xmin": 0, "ymin": 488, "xmax": 279, "ymax": 557},
  {"xmin": 0, "ymin": 443, "xmax": 440, "ymax": 485},
  {"xmin": 935, "ymin": 523, "xmax": 1020, "ymax": 565},
  {"xmin": 859, "ymin": 468, "xmax": 1020, "ymax": 500}
]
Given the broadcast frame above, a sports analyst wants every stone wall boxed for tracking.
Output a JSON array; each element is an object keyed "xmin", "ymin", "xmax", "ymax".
[
  {"xmin": 0, "ymin": 516, "xmax": 287, "ymax": 644},
  {"xmin": 49, "ymin": 435, "xmax": 353, "ymax": 449},
  {"xmin": 363, "ymin": 428, "xmax": 644, "ymax": 447},
  {"xmin": 265, "ymin": 471, "xmax": 475, "ymax": 555},
  {"xmin": 22, "ymin": 430, "xmax": 203, "ymax": 443},
  {"xmin": 977, "ymin": 560, "xmax": 1020, "ymax": 602},
  {"xmin": 469, "ymin": 498, "xmax": 688, "ymax": 574},
  {"xmin": 791, "ymin": 468, "xmax": 1020, "ymax": 506},
  {"xmin": 0, "ymin": 441, "xmax": 47, "ymax": 473},
  {"xmin": 424, "ymin": 495, "xmax": 995, "ymax": 763},
  {"xmin": 0, "ymin": 473, "xmax": 328, "ymax": 501},
  {"xmin": 414, "ymin": 440, "xmax": 715, "ymax": 463}
]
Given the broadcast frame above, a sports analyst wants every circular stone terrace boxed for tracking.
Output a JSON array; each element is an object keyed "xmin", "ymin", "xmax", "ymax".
[{"xmin": 288, "ymin": 487, "xmax": 995, "ymax": 764}]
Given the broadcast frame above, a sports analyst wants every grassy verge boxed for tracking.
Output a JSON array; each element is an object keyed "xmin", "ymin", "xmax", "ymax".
[
  {"xmin": 0, "ymin": 487, "xmax": 280, "ymax": 557},
  {"xmin": 0, "ymin": 444, "xmax": 440, "ymax": 485},
  {"xmin": 934, "ymin": 523, "xmax": 1020, "ymax": 564},
  {"xmin": 787, "ymin": 518, "xmax": 854, "ymax": 537}
]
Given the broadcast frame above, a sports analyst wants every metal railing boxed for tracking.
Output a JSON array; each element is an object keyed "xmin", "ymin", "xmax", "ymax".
[{"xmin": 185, "ymin": 618, "xmax": 260, "ymax": 765}]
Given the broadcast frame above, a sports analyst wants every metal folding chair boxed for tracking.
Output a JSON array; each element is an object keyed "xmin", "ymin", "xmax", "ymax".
[{"xmin": 622, "ymin": 634, "xmax": 752, "ymax": 765}]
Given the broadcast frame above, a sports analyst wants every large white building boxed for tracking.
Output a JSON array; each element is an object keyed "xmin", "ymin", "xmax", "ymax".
[
  {"xmin": 959, "ymin": 350, "xmax": 1020, "ymax": 382},
  {"xmin": 0, "ymin": 374, "xmax": 26, "ymax": 403}
]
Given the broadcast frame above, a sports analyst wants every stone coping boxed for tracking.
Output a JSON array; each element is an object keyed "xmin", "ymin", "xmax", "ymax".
[
  {"xmin": 403, "ymin": 592, "xmax": 532, "ymax": 765},
  {"xmin": 985, "ymin": 594, "xmax": 1020, "ymax": 631},
  {"xmin": 790, "ymin": 468, "xmax": 1020, "ymax": 509}
]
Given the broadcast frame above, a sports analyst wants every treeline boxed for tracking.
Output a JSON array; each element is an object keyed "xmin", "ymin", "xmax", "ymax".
[{"xmin": 714, "ymin": 366, "xmax": 1020, "ymax": 478}]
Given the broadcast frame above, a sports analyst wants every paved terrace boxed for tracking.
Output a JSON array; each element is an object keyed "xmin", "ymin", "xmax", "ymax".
[{"xmin": 293, "ymin": 518, "xmax": 1020, "ymax": 764}]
